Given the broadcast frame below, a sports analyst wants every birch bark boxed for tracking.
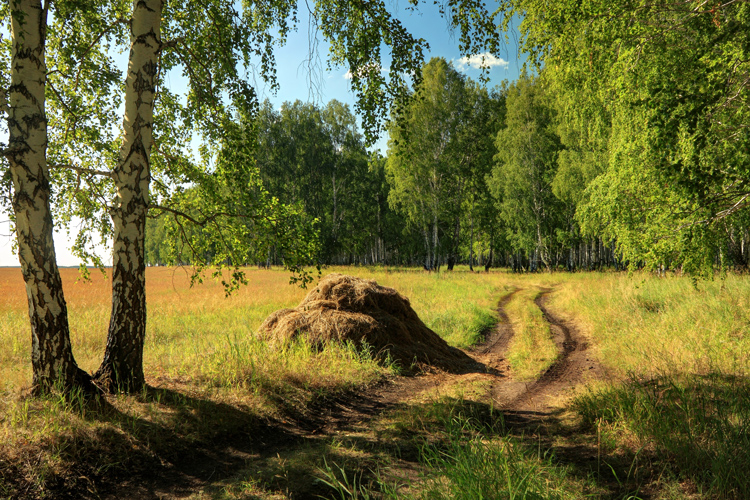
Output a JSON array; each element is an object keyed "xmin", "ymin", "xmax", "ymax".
[
  {"xmin": 6, "ymin": 0, "xmax": 91, "ymax": 394},
  {"xmin": 94, "ymin": 0, "xmax": 161, "ymax": 392}
]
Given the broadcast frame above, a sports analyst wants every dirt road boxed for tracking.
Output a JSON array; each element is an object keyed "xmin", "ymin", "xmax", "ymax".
[{"xmin": 312, "ymin": 286, "xmax": 602, "ymax": 431}]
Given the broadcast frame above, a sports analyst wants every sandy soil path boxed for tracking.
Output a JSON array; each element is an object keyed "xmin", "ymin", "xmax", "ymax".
[{"xmin": 329, "ymin": 286, "xmax": 603, "ymax": 426}]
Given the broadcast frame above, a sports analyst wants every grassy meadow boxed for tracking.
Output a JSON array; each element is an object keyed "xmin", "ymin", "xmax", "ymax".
[{"xmin": 1, "ymin": 266, "xmax": 749, "ymax": 499}]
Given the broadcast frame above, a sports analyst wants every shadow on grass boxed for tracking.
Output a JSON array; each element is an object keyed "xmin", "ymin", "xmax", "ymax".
[
  {"xmin": 11, "ymin": 373, "xmax": 746, "ymax": 500},
  {"xmin": 0, "ymin": 385, "xmax": 316, "ymax": 500},
  {"xmin": 573, "ymin": 372, "xmax": 750, "ymax": 500},
  {"xmin": 316, "ymin": 396, "xmax": 678, "ymax": 499}
]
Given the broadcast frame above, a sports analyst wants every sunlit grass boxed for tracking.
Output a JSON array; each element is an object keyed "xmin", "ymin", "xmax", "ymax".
[
  {"xmin": 4, "ymin": 265, "xmax": 750, "ymax": 498},
  {"xmin": 504, "ymin": 287, "xmax": 558, "ymax": 380},
  {"xmin": 548, "ymin": 272, "xmax": 750, "ymax": 499},
  {"xmin": 0, "ymin": 266, "xmax": 505, "ymax": 393},
  {"xmin": 548, "ymin": 272, "xmax": 750, "ymax": 377}
]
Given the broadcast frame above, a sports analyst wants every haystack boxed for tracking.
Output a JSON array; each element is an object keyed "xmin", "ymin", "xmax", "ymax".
[{"xmin": 258, "ymin": 273, "xmax": 477, "ymax": 374}]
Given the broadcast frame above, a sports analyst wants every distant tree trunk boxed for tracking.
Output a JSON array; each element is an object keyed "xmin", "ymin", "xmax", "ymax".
[
  {"xmin": 432, "ymin": 215, "xmax": 439, "ymax": 271},
  {"xmin": 423, "ymin": 226, "xmax": 431, "ymax": 270},
  {"xmin": 447, "ymin": 216, "xmax": 459, "ymax": 271},
  {"xmin": 95, "ymin": 0, "xmax": 162, "ymax": 393},
  {"xmin": 569, "ymin": 245, "xmax": 574, "ymax": 272},
  {"xmin": 469, "ymin": 215, "xmax": 474, "ymax": 272},
  {"xmin": 375, "ymin": 193, "xmax": 382, "ymax": 264},
  {"xmin": 5, "ymin": 0, "xmax": 92, "ymax": 395},
  {"xmin": 331, "ymin": 169, "xmax": 339, "ymax": 251}
]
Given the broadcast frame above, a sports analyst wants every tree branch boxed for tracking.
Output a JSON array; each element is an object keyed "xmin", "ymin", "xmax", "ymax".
[
  {"xmin": 73, "ymin": 17, "xmax": 130, "ymax": 94},
  {"xmin": 49, "ymin": 163, "xmax": 114, "ymax": 178},
  {"xmin": 46, "ymin": 79, "xmax": 79, "ymax": 142},
  {"xmin": 149, "ymin": 202, "xmax": 280, "ymax": 227},
  {"xmin": 159, "ymin": 37, "xmax": 185, "ymax": 50}
]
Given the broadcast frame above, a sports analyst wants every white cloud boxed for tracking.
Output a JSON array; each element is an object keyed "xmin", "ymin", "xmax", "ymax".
[{"xmin": 455, "ymin": 53, "xmax": 509, "ymax": 71}]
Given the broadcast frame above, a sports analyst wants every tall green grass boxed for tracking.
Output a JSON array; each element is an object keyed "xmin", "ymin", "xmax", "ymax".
[
  {"xmin": 505, "ymin": 288, "xmax": 558, "ymax": 380},
  {"xmin": 574, "ymin": 373, "xmax": 750, "ymax": 499},
  {"xmin": 548, "ymin": 272, "xmax": 750, "ymax": 499},
  {"xmin": 318, "ymin": 397, "xmax": 593, "ymax": 500},
  {"xmin": 550, "ymin": 273, "xmax": 750, "ymax": 377}
]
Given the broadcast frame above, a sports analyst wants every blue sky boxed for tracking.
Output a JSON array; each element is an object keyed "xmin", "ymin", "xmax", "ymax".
[
  {"xmin": 262, "ymin": 4, "xmax": 525, "ymax": 152},
  {"xmin": 0, "ymin": 2, "xmax": 525, "ymax": 267}
]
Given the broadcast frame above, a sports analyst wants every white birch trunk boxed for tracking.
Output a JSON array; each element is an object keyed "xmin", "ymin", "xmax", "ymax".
[
  {"xmin": 95, "ymin": 0, "xmax": 161, "ymax": 392},
  {"xmin": 5, "ymin": 0, "xmax": 90, "ymax": 394}
]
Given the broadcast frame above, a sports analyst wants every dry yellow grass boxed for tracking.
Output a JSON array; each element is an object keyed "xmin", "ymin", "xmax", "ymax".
[
  {"xmin": 0, "ymin": 266, "xmax": 508, "ymax": 394},
  {"xmin": 0, "ymin": 266, "xmax": 309, "ymax": 391}
]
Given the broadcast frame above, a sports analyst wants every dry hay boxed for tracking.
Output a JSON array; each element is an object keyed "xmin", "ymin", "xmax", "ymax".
[{"xmin": 258, "ymin": 273, "xmax": 478, "ymax": 374}]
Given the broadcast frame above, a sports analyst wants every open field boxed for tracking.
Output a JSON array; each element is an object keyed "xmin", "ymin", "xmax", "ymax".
[{"xmin": 1, "ymin": 266, "xmax": 749, "ymax": 499}]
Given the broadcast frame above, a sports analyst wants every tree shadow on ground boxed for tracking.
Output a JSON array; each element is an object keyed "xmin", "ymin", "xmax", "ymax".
[
  {"xmin": 12, "ymin": 373, "xmax": 746, "ymax": 500},
  {"xmin": 566, "ymin": 371, "xmax": 750, "ymax": 500},
  {"xmin": 319, "ymin": 396, "xmax": 660, "ymax": 500},
  {"xmin": 1, "ymin": 385, "xmax": 310, "ymax": 500}
]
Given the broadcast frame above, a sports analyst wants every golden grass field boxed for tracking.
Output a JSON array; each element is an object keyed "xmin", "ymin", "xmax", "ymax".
[
  {"xmin": 0, "ymin": 266, "xmax": 302, "ymax": 392},
  {"xmin": 3, "ymin": 266, "xmax": 749, "ymax": 394},
  {"xmin": 1, "ymin": 265, "xmax": 750, "ymax": 499}
]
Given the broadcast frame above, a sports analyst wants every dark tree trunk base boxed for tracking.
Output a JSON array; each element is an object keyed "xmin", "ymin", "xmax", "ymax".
[
  {"xmin": 94, "ymin": 364, "xmax": 145, "ymax": 394},
  {"xmin": 31, "ymin": 368, "xmax": 100, "ymax": 399}
]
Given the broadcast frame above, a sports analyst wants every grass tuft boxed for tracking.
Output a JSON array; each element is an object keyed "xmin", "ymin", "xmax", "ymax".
[{"xmin": 318, "ymin": 397, "xmax": 593, "ymax": 500}]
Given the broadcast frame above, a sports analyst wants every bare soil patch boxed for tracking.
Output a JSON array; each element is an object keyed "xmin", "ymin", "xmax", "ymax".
[{"xmin": 498, "ymin": 289, "xmax": 603, "ymax": 414}]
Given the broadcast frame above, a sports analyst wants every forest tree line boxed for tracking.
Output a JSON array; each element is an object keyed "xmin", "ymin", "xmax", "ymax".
[{"xmin": 151, "ymin": 50, "xmax": 744, "ymax": 274}]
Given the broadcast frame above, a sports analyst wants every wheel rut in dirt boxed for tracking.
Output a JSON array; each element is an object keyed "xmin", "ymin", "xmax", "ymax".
[
  {"xmin": 499, "ymin": 289, "xmax": 595, "ymax": 414},
  {"xmin": 502, "ymin": 290, "xmax": 587, "ymax": 414},
  {"xmin": 471, "ymin": 288, "xmax": 518, "ymax": 360}
]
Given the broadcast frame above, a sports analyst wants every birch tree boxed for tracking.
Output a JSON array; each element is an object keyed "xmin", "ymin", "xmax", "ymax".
[
  {"xmin": 489, "ymin": 74, "xmax": 563, "ymax": 270},
  {"xmin": 2, "ymin": 0, "xmax": 504, "ymax": 394},
  {"xmin": 386, "ymin": 57, "xmax": 500, "ymax": 270},
  {"xmin": 498, "ymin": 0, "xmax": 750, "ymax": 272},
  {"xmin": 386, "ymin": 58, "xmax": 470, "ymax": 270},
  {"xmin": 0, "ymin": 0, "xmax": 92, "ymax": 394}
]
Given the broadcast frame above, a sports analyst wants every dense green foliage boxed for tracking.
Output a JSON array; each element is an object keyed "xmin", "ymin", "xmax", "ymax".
[
  {"xmin": 499, "ymin": 0, "xmax": 750, "ymax": 273},
  {"xmin": 387, "ymin": 58, "xmax": 502, "ymax": 270},
  {"xmin": 135, "ymin": 1, "xmax": 750, "ymax": 274},
  {"xmin": 2, "ymin": 0, "xmax": 505, "ymax": 275},
  {"xmin": 147, "ymin": 100, "xmax": 410, "ymax": 267}
]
